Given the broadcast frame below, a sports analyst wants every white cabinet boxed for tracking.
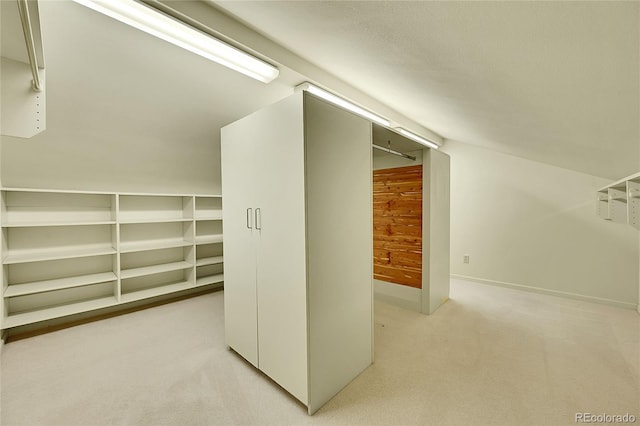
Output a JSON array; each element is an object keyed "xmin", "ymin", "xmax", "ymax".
[
  {"xmin": 221, "ymin": 91, "xmax": 373, "ymax": 414},
  {"xmin": 1, "ymin": 189, "xmax": 223, "ymax": 330}
]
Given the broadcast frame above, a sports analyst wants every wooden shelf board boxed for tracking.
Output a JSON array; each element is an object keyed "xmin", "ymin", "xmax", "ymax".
[
  {"xmin": 2, "ymin": 188, "xmax": 221, "ymax": 197},
  {"xmin": 2, "ymin": 187, "xmax": 115, "ymax": 195},
  {"xmin": 5, "ymin": 272, "xmax": 117, "ymax": 297},
  {"xmin": 196, "ymin": 274, "xmax": 224, "ymax": 287},
  {"xmin": 611, "ymin": 197, "xmax": 628, "ymax": 202},
  {"xmin": 3, "ymin": 246, "xmax": 116, "ymax": 265},
  {"xmin": 195, "ymin": 234, "xmax": 223, "ymax": 245},
  {"xmin": 118, "ymin": 218, "xmax": 193, "ymax": 224},
  {"xmin": 121, "ymin": 261, "xmax": 193, "ymax": 280},
  {"xmin": 2, "ymin": 220, "xmax": 116, "ymax": 228},
  {"xmin": 3, "ymin": 296, "xmax": 118, "ymax": 329},
  {"xmin": 120, "ymin": 281, "xmax": 191, "ymax": 304},
  {"xmin": 598, "ymin": 171, "xmax": 640, "ymax": 191},
  {"xmin": 119, "ymin": 239, "xmax": 193, "ymax": 253},
  {"xmin": 196, "ymin": 256, "xmax": 224, "ymax": 267}
]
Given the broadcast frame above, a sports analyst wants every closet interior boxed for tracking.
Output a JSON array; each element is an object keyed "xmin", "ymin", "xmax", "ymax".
[{"xmin": 372, "ymin": 124, "xmax": 450, "ymax": 314}]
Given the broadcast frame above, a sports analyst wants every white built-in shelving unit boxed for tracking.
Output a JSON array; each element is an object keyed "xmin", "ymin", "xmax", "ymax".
[
  {"xmin": 1, "ymin": 188, "xmax": 223, "ymax": 329},
  {"xmin": 597, "ymin": 172, "xmax": 640, "ymax": 230}
]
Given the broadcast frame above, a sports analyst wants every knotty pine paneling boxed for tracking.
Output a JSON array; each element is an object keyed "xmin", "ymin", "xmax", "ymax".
[{"xmin": 373, "ymin": 165, "xmax": 423, "ymax": 288}]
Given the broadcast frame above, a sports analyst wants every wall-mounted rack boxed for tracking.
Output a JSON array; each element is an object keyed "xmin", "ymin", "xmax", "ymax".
[{"xmin": 597, "ymin": 172, "xmax": 640, "ymax": 230}]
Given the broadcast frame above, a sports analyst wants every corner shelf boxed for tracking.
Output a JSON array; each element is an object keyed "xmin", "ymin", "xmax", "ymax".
[{"xmin": 0, "ymin": 188, "xmax": 224, "ymax": 329}]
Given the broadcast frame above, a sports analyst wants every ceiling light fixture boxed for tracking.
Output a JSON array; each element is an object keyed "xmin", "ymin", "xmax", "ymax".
[
  {"xmin": 72, "ymin": 0, "xmax": 279, "ymax": 83},
  {"xmin": 296, "ymin": 83, "xmax": 390, "ymax": 127},
  {"xmin": 397, "ymin": 128, "xmax": 440, "ymax": 150}
]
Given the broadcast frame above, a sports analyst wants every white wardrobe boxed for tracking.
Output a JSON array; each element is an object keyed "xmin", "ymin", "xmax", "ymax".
[{"xmin": 221, "ymin": 91, "xmax": 373, "ymax": 414}]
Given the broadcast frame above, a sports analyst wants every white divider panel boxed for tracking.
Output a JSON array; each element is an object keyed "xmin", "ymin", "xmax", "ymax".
[
  {"xmin": 608, "ymin": 186, "xmax": 628, "ymax": 224},
  {"xmin": 596, "ymin": 190, "xmax": 610, "ymax": 220},
  {"xmin": 1, "ymin": 58, "xmax": 46, "ymax": 139}
]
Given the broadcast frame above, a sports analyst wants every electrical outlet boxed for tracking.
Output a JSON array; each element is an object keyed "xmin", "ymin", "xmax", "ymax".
[{"xmin": 463, "ymin": 255, "xmax": 470, "ymax": 264}]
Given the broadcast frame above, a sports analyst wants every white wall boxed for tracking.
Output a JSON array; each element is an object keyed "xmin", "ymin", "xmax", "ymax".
[
  {"xmin": 1, "ymin": 122, "xmax": 219, "ymax": 195},
  {"xmin": 443, "ymin": 141, "xmax": 639, "ymax": 309},
  {"xmin": 0, "ymin": 1, "xmax": 293, "ymax": 195},
  {"xmin": 423, "ymin": 149, "xmax": 450, "ymax": 314}
]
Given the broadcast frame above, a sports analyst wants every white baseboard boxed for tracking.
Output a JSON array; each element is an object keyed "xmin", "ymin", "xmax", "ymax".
[{"xmin": 451, "ymin": 274, "xmax": 639, "ymax": 311}]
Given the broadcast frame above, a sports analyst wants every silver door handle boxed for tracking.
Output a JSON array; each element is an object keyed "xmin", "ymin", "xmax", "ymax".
[
  {"xmin": 255, "ymin": 208, "xmax": 261, "ymax": 230},
  {"xmin": 246, "ymin": 208, "xmax": 253, "ymax": 229}
]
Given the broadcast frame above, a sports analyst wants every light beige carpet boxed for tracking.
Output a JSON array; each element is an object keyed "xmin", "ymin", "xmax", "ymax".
[{"xmin": 1, "ymin": 279, "xmax": 638, "ymax": 425}]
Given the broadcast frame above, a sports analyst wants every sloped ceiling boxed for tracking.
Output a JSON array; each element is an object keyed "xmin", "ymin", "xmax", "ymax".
[
  {"xmin": 213, "ymin": 1, "xmax": 640, "ymax": 179},
  {"xmin": 1, "ymin": 0, "xmax": 304, "ymax": 192}
]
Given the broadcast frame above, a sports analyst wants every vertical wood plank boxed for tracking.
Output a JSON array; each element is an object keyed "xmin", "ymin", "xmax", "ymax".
[{"xmin": 373, "ymin": 165, "xmax": 423, "ymax": 288}]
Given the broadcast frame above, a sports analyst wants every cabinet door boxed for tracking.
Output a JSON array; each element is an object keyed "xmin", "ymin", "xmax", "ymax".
[
  {"xmin": 253, "ymin": 93, "xmax": 309, "ymax": 405},
  {"xmin": 221, "ymin": 122, "xmax": 259, "ymax": 367}
]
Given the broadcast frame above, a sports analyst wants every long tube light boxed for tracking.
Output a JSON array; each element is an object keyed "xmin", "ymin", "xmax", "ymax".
[
  {"xmin": 297, "ymin": 83, "xmax": 439, "ymax": 149},
  {"xmin": 397, "ymin": 128, "xmax": 439, "ymax": 150},
  {"xmin": 72, "ymin": 0, "xmax": 279, "ymax": 83},
  {"xmin": 297, "ymin": 83, "xmax": 390, "ymax": 127}
]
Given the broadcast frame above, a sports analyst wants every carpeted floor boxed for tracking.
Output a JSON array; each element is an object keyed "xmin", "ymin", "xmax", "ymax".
[{"xmin": 1, "ymin": 279, "xmax": 638, "ymax": 425}]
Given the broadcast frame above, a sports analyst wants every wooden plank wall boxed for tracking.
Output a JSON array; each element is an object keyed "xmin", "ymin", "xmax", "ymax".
[{"xmin": 373, "ymin": 165, "xmax": 423, "ymax": 288}]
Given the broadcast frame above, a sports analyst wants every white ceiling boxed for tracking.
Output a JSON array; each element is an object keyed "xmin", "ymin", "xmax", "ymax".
[
  {"xmin": 2, "ymin": 1, "xmax": 637, "ymax": 181},
  {"xmin": 213, "ymin": 0, "xmax": 640, "ymax": 179}
]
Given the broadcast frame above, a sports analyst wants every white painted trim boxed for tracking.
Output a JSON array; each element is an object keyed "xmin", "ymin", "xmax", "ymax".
[{"xmin": 451, "ymin": 274, "xmax": 638, "ymax": 311}]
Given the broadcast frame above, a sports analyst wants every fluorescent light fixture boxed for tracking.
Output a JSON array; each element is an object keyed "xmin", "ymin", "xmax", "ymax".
[
  {"xmin": 72, "ymin": 0, "xmax": 279, "ymax": 83},
  {"xmin": 297, "ymin": 83, "xmax": 390, "ymax": 127},
  {"xmin": 295, "ymin": 83, "xmax": 440, "ymax": 149},
  {"xmin": 397, "ymin": 128, "xmax": 439, "ymax": 149}
]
